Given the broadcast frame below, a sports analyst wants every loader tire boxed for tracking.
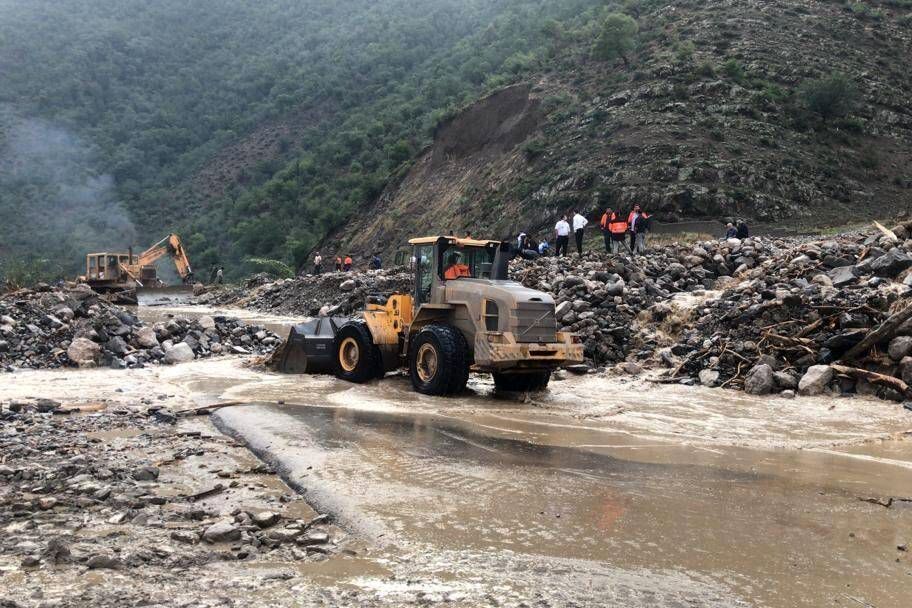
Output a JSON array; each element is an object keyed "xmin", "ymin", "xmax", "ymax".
[
  {"xmin": 492, "ymin": 370, "xmax": 551, "ymax": 392},
  {"xmin": 409, "ymin": 324, "xmax": 469, "ymax": 396},
  {"xmin": 333, "ymin": 322, "xmax": 380, "ymax": 384}
]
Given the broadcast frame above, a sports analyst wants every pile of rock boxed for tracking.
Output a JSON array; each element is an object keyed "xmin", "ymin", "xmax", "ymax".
[
  {"xmin": 669, "ymin": 223, "xmax": 912, "ymax": 400},
  {"xmin": 0, "ymin": 284, "xmax": 280, "ymax": 371},
  {"xmin": 510, "ymin": 236, "xmax": 782, "ymax": 363},
  {"xmin": 197, "ymin": 268, "xmax": 413, "ymax": 317}
]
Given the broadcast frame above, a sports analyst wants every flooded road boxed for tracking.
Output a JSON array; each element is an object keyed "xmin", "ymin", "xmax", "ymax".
[{"xmin": 4, "ymin": 302, "xmax": 911, "ymax": 606}]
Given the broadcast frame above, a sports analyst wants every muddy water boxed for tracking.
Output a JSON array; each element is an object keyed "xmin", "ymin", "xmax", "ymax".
[{"xmin": 5, "ymin": 302, "xmax": 912, "ymax": 606}]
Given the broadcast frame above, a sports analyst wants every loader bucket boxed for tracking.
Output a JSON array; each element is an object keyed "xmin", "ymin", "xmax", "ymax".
[{"xmin": 272, "ymin": 317, "xmax": 351, "ymax": 374}]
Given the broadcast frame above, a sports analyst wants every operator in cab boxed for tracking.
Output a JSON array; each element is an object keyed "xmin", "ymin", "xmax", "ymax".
[{"xmin": 444, "ymin": 251, "xmax": 471, "ymax": 280}]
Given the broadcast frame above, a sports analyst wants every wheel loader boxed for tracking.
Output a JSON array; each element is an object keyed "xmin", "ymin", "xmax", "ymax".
[{"xmin": 274, "ymin": 235, "xmax": 584, "ymax": 395}]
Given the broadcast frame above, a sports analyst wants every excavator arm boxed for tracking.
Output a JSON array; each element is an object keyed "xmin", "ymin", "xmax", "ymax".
[{"xmin": 135, "ymin": 234, "xmax": 193, "ymax": 283}]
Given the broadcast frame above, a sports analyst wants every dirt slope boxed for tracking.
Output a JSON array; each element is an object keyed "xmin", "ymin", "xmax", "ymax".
[{"xmin": 323, "ymin": 0, "xmax": 912, "ymax": 258}]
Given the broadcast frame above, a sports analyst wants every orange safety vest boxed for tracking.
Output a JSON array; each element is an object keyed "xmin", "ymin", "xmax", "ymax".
[
  {"xmin": 608, "ymin": 214, "xmax": 628, "ymax": 234},
  {"xmin": 343, "ymin": 256, "xmax": 352, "ymax": 265},
  {"xmin": 600, "ymin": 212, "xmax": 612, "ymax": 229},
  {"xmin": 444, "ymin": 264, "xmax": 470, "ymax": 280}
]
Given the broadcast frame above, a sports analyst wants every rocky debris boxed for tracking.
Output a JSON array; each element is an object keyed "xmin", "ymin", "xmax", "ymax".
[
  {"xmin": 196, "ymin": 268, "xmax": 413, "ymax": 318},
  {"xmin": 511, "ymin": 235, "xmax": 781, "ymax": 364},
  {"xmin": 0, "ymin": 397, "xmax": 343, "ymax": 589},
  {"xmin": 671, "ymin": 220, "xmax": 912, "ymax": 401},
  {"xmin": 0, "ymin": 285, "xmax": 281, "ymax": 371}
]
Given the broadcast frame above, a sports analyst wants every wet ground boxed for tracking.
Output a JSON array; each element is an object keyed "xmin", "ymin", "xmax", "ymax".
[{"xmin": 3, "ymin": 304, "xmax": 912, "ymax": 606}]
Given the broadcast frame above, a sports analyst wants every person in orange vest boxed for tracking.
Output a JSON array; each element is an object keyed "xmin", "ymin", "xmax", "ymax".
[
  {"xmin": 626, "ymin": 205, "xmax": 650, "ymax": 255},
  {"xmin": 443, "ymin": 251, "xmax": 471, "ymax": 280},
  {"xmin": 343, "ymin": 255, "xmax": 353, "ymax": 271},
  {"xmin": 601, "ymin": 208, "xmax": 629, "ymax": 254}
]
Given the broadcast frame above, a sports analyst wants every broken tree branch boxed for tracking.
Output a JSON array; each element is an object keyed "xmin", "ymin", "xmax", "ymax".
[
  {"xmin": 830, "ymin": 364, "xmax": 912, "ymax": 399},
  {"xmin": 838, "ymin": 302, "xmax": 912, "ymax": 363}
]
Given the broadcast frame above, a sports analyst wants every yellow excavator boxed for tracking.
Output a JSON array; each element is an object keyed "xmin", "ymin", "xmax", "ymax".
[{"xmin": 80, "ymin": 234, "xmax": 193, "ymax": 302}]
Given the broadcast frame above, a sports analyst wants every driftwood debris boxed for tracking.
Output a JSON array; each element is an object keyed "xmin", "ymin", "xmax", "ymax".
[
  {"xmin": 176, "ymin": 401, "xmax": 245, "ymax": 417},
  {"xmin": 830, "ymin": 364, "xmax": 912, "ymax": 399},
  {"xmin": 838, "ymin": 303, "xmax": 912, "ymax": 363}
]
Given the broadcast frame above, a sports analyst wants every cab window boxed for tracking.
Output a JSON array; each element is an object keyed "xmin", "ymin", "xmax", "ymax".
[
  {"xmin": 414, "ymin": 245, "xmax": 434, "ymax": 304},
  {"xmin": 440, "ymin": 244, "xmax": 495, "ymax": 280}
]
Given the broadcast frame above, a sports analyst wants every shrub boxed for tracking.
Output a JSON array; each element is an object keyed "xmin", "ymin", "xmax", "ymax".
[
  {"xmin": 799, "ymin": 73, "xmax": 858, "ymax": 122},
  {"xmin": 722, "ymin": 58, "xmax": 745, "ymax": 83}
]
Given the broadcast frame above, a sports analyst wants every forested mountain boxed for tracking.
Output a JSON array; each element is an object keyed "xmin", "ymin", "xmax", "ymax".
[
  {"xmin": 1, "ymin": 0, "xmax": 911, "ymax": 282},
  {"xmin": 0, "ymin": 0, "xmax": 609, "ymax": 279}
]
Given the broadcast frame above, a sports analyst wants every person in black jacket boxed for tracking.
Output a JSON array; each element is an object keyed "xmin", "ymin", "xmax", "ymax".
[{"xmin": 736, "ymin": 220, "xmax": 749, "ymax": 239}]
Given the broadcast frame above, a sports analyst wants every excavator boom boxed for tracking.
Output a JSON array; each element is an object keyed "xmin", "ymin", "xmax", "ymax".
[{"xmin": 136, "ymin": 234, "xmax": 193, "ymax": 283}]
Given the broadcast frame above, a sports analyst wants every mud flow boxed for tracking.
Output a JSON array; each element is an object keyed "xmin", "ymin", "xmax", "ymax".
[{"xmin": 3, "ymin": 303, "xmax": 910, "ymax": 607}]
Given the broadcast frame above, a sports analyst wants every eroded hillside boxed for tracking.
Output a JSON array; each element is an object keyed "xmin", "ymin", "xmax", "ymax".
[{"xmin": 325, "ymin": 0, "xmax": 912, "ymax": 258}]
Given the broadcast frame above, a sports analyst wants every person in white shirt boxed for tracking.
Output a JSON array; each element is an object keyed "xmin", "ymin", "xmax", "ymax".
[
  {"xmin": 554, "ymin": 215, "xmax": 571, "ymax": 257},
  {"xmin": 572, "ymin": 210, "xmax": 588, "ymax": 255},
  {"xmin": 313, "ymin": 252, "xmax": 323, "ymax": 275}
]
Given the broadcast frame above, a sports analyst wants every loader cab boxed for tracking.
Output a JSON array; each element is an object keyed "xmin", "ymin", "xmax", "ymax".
[{"xmin": 409, "ymin": 236, "xmax": 500, "ymax": 304}]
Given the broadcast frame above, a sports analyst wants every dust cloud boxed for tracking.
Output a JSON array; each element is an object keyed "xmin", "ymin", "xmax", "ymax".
[{"xmin": 0, "ymin": 107, "xmax": 136, "ymax": 273}]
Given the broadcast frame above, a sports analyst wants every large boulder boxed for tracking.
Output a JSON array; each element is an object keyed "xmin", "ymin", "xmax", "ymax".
[
  {"xmin": 67, "ymin": 338, "xmax": 101, "ymax": 366},
  {"xmin": 202, "ymin": 521, "xmax": 241, "ymax": 544},
  {"xmin": 744, "ymin": 364, "xmax": 774, "ymax": 395},
  {"xmin": 134, "ymin": 326, "xmax": 159, "ymax": 349},
  {"xmin": 887, "ymin": 336, "xmax": 912, "ymax": 362},
  {"xmin": 798, "ymin": 365, "xmax": 834, "ymax": 396},
  {"xmin": 871, "ymin": 249, "xmax": 912, "ymax": 278},
  {"xmin": 163, "ymin": 342, "xmax": 195, "ymax": 364},
  {"xmin": 827, "ymin": 266, "xmax": 857, "ymax": 287}
]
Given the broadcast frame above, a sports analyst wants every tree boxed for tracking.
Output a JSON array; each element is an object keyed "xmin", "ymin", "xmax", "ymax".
[
  {"xmin": 799, "ymin": 73, "xmax": 858, "ymax": 123},
  {"xmin": 591, "ymin": 13, "xmax": 638, "ymax": 68}
]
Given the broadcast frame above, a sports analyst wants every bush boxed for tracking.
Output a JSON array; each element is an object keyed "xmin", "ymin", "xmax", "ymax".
[
  {"xmin": 522, "ymin": 138, "xmax": 547, "ymax": 161},
  {"xmin": 799, "ymin": 73, "xmax": 858, "ymax": 122},
  {"xmin": 591, "ymin": 13, "xmax": 639, "ymax": 67},
  {"xmin": 722, "ymin": 58, "xmax": 745, "ymax": 83}
]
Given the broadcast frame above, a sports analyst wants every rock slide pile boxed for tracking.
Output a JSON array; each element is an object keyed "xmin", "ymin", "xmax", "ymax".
[{"xmin": 0, "ymin": 284, "xmax": 280, "ymax": 371}]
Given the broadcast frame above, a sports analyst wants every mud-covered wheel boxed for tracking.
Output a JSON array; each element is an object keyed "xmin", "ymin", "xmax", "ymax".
[
  {"xmin": 333, "ymin": 321, "xmax": 379, "ymax": 383},
  {"xmin": 492, "ymin": 370, "xmax": 551, "ymax": 392},
  {"xmin": 408, "ymin": 324, "xmax": 469, "ymax": 396}
]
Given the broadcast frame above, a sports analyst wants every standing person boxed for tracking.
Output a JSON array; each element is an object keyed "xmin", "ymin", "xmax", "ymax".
[
  {"xmin": 736, "ymin": 220, "xmax": 749, "ymax": 239},
  {"xmin": 516, "ymin": 232, "xmax": 527, "ymax": 251},
  {"xmin": 608, "ymin": 211, "xmax": 629, "ymax": 254},
  {"xmin": 554, "ymin": 215, "xmax": 571, "ymax": 257},
  {"xmin": 335, "ymin": 256, "xmax": 343, "ymax": 272},
  {"xmin": 370, "ymin": 253, "xmax": 382, "ymax": 270},
  {"xmin": 313, "ymin": 252, "xmax": 323, "ymax": 275},
  {"xmin": 627, "ymin": 205, "xmax": 650, "ymax": 254},
  {"xmin": 600, "ymin": 208, "xmax": 614, "ymax": 253},
  {"xmin": 572, "ymin": 209, "xmax": 588, "ymax": 255},
  {"xmin": 215, "ymin": 267, "xmax": 224, "ymax": 284},
  {"xmin": 343, "ymin": 255, "xmax": 353, "ymax": 272}
]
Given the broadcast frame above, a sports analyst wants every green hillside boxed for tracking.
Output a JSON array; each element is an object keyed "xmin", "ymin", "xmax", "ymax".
[{"xmin": 0, "ymin": 0, "xmax": 609, "ymax": 280}]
